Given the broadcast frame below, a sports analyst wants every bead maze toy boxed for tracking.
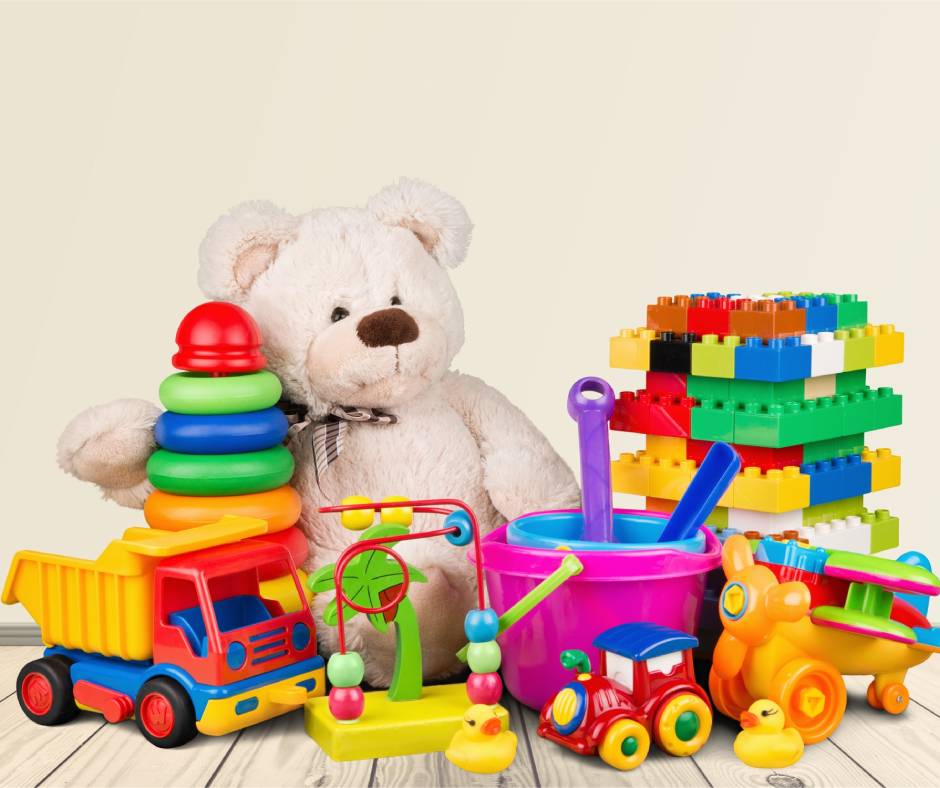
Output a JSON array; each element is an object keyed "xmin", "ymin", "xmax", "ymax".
[
  {"xmin": 144, "ymin": 302, "xmax": 310, "ymax": 612},
  {"xmin": 710, "ymin": 534, "xmax": 940, "ymax": 743},
  {"xmin": 537, "ymin": 622, "xmax": 713, "ymax": 771},
  {"xmin": 2, "ymin": 516, "xmax": 325, "ymax": 747},
  {"xmin": 474, "ymin": 377, "xmax": 732, "ymax": 710},
  {"xmin": 610, "ymin": 292, "xmax": 904, "ymax": 553},
  {"xmin": 304, "ymin": 497, "xmax": 582, "ymax": 761}
]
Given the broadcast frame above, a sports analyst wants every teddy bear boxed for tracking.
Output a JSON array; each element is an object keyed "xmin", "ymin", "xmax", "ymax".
[{"xmin": 56, "ymin": 178, "xmax": 580, "ymax": 685}]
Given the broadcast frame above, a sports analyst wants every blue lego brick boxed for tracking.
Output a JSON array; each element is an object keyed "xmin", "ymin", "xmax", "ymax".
[
  {"xmin": 801, "ymin": 454, "xmax": 872, "ymax": 506},
  {"xmin": 735, "ymin": 336, "xmax": 812, "ymax": 382},
  {"xmin": 790, "ymin": 295, "xmax": 837, "ymax": 333}
]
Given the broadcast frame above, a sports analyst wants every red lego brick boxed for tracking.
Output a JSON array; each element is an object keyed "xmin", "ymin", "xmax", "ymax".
[
  {"xmin": 648, "ymin": 393, "xmax": 695, "ymax": 438},
  {"xmin": 611, "ymin": 390, "xmax": 651, "ymax": 433},
  {"xmin": 647, "ymin": 295, "xmax": 691, "ymax": 333},
  {"xmin": 687, "ymin": 439, "xmax": 803, "ymax": 472},
  {"xmin": 645, "ymin": 371, "xmax": 687, "ymax": 396},
  {"xmin": 687, "ymin": 295, "xmax": 734, "ymax": 338},
  {"xmin": 729, "ymin": 298, "xmax": 807, "ymax": 339}
]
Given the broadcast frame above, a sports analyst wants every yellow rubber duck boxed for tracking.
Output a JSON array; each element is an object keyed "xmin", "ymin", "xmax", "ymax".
[
  {"xmin": 734, "ymin": 699, "xmax": 805, "ymax": 769},
  {"xmin": 445, "ymin": 704, "xmax": 518, "ymax": 774}
]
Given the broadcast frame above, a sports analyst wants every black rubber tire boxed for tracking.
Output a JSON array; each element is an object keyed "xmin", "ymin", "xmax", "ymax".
[
  {"xmin": 134, "ymin": 677, "xmax": 198, "ymax": 748},
  {"xmin": 16, "ymin": 657, "xmax": 80, "ymax": 726}
]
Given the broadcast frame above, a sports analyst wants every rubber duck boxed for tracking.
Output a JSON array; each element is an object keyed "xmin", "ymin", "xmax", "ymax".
[
  {"xmin": 734, "ymin": 699, "xmax": 804, "ymax": 768},
  {"xmin": 445, "ymin": 704, "xmax": 518, "ymax": 774}
]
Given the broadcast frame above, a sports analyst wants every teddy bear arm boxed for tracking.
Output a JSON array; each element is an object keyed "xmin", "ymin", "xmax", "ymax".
[
  {"xmin": 440, "ymin": 372, "xmax": 580, "ymax": 521},
  {"xmin": 57, "ymin": 398, "xmax": 160, "ymax": 509}
]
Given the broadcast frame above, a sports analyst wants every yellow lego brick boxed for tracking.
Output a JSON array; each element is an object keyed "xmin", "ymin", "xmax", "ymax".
[
  {"xmin": 610, "ymin": 327, "xmax": 657, "ymax": 370},
  {"xmin": 645, "ymin": 435, "xmax": 688, "ymax": 461},
  {"xmin": 611, "ymin": 452, "xmax": 653, "ymax": 496},
  {"xmin": 871, "ymin": 324, "xmax": 904, "ymax": 366},
  {"xmin": 862, "ymin": 447, "xmax": 902, "ymax": 491},
  {"xmin": 732, "ymin": 466, "xmax": 809, "ymax": 513},
  {"xmin": 650, "ymin": 458, "xmax": 697, "ymax": 500}
]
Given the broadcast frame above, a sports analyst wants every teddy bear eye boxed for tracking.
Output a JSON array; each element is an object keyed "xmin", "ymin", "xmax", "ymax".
[
  {"xmin": 331, "ymin": 307, "xmax": 350, "ymax": 323},
  {"xmin": 390, "ymin": 296, "xmax": 402, "ymax": 306}
]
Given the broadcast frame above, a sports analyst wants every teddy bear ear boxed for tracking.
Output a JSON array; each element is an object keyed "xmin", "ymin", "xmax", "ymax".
[
  {"xmin": 367, "ymin": 178, "xmax": 473, "ymax": 268},
  {"xmin": 198, "ymin": 200, "xmax": 299, "ymax": 302}
]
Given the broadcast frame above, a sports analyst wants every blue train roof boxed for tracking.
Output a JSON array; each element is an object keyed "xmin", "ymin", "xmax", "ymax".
[{"xmin": 593, "ymin": 622, "xmax": 698, "ymax": 660}]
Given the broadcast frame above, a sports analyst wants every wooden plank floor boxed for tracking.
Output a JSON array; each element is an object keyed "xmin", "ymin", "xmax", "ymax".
[{"xmin": 1, "ymin": 646, "xmax": 939, "ymax": 787}]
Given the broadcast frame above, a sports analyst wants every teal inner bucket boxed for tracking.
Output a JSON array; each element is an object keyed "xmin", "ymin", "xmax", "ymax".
[{"xmin": 506, "ymin": 509, "xmax": 706, "ymax": 553}]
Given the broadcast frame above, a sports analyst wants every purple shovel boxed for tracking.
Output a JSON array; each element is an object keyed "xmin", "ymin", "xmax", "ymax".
[{"xmin": 567, "ymin": 377, "xmax": 616, "ymax": 543}]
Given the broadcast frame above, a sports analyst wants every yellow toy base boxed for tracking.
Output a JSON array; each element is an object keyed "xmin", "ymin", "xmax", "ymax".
[{"xmin": 304, "ymin": 684, "xmax": 509, "ymax": 761}]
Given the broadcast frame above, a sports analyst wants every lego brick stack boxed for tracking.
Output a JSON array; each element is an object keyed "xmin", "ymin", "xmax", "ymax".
[{"xmin": 609, "ymin": 293, "xmax": 904, "ymax": 553}]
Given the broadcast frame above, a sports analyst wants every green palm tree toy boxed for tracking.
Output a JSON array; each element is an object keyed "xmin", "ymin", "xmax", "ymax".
[{"xmin": 308, "ymin": 521, "xmax": 426, "ymax": 701}]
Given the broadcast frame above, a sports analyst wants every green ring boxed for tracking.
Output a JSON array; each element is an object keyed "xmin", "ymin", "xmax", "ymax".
[
  {"xmin": 147, "ymin": 446, "xmax": 294, "ymax": 496},
  {"xmin": 158, "ymin": 371, "xmax": 282, "ymax": 415}
]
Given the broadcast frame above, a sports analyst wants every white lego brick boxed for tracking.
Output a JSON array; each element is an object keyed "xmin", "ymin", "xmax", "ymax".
[
  {"xmin": 728, "ymin": 508, "xmax": 803, "ymax": 536},
  {"xmin": 804, "ymin": 373, "xmax": 836, "ymax": 400},
  {"xmin": 800, "ymin": 515, "xmax": 870, "ymax": 553},
  {"xmin": 801, "ymin": 331, "xmax": 844, "ymax": 377}
]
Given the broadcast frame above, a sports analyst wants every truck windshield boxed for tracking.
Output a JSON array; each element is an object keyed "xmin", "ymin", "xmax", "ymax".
[{"xmin": 205, "ymin": 558, "xmax": 305, "ymax": 633}]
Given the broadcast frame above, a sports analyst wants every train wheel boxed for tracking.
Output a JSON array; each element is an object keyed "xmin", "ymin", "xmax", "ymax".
[
  {"xmin": 770, "ymin": 659, "xmax": 846, "ymax": 744},
  {"xmin": 135, "ymin": 677, "xmax": 197, "ymax": 748},
  {"xmin": 708, "ymin": 666, "xmax": 753, "ymax": 721},
  {"xmin": 654, "ymin": 693, "xmax": 713, "ymax": 756},
  {"xmin": 16, "ymin": 657, "xmax": 79, "ymax": 726},
  {"xmin": 880, "ymin": 683, "xmax": 909, "ymax": 715},
  {"xmin": 598, "ymin": 719, "xmax": 650, "ymax": 771}
]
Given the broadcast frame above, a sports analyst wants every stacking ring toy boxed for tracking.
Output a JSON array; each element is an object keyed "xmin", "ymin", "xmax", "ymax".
[
  {"xmin": 256, "ymin": 526, "xmax": 310, "ymax": 580},
  {"xmin": 147, "ymin": 446, "xmax": 294, "ymax": 496},
  {"xmin": 155, "ymin": 407, "xmax": 288, "ymax": 454},
  {"xmin": 143, "ymin": 486, "xmax": 301, "ymax": 532},
  {"xmin": 158, "ymin": 370, "xmax": 282, "ymax": 415}
]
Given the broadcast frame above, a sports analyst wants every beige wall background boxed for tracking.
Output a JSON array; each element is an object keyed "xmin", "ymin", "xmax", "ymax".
[{"xmin": 2, "ymin": 1, "xmax": 939, "ymax": 624}]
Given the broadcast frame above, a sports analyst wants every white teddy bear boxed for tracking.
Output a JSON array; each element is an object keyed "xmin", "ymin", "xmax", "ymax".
[{"xmin": 57, "ymin": 179, "xmax": 580, "ymax": 685}]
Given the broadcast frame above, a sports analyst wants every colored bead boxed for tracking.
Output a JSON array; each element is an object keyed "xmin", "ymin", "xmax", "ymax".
[
  {"xmin": 467, "ymin": 641, "xmax": 501, "ymax": 674},
  {"xmin": 328, "ymin": 686, "xmax": 364, "ymax": 722},
  {"xmin": 327, "ymin": 652, "xmax": 365, "ymax": 688},
  {"xmin": 379, "ymin": 496, "xmax": 413, "ymax": 526},
  {"xmin": 464, "ymin": 608, "xmax": 499, "ymax": 643},
  {"xmin": 467, "ymin": 672, "xmax": 503, "ymax": 705},
  {"xmin": 444, "ymin": 510, "xmax": 474, "ymax": 546},
  {"xmin": 340, "ymin": 496, "xmax": 375, "ymax": 530}
]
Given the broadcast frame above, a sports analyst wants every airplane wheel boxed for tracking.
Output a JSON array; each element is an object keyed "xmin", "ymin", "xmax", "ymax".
[
  {"xmin": 880, "ymin": 683, "xmax": 909, "ymax": 715},
  {"xmin": 866, "ymin": 680, "xmax": 882, "ymax": 710}
]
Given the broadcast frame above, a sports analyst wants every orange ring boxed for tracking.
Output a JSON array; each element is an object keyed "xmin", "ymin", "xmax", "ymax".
[{"xmin": 144, "ymin": 485, "xmax": 301, "ymax": 533}]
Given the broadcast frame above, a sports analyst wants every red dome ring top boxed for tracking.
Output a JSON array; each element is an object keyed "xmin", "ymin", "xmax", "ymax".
[{"xmin": 172, "ymin": 302, "xmax": 267, "ymax": 373}]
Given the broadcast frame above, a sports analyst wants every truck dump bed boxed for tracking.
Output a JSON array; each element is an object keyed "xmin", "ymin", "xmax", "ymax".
[{"xmin": 2, "ymin": 516, "xmax": 267, "ymax": 661}]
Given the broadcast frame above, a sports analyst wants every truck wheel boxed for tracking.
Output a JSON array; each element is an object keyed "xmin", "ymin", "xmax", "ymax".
[
  {"xmin": 135, "ymin": 677, "xmax": 197, "ymax": 748},
  {"xmin": 598, "ymin": 719, "xmax": 650, "ymax": 770},
  {"xmin": 654, "ymin": 693, "xmax": 712, "ymax": 756},
  {"xmin": 16, "ymin": 657, "xmax": 79, "ymax": 726}
]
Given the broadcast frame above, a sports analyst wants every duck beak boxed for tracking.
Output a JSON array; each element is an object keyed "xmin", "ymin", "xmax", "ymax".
[
  {"xmin": 481, "ymin": 717, "xmax": 502, "ymax": 736},
  {"xmin": 740, "ymin": 711, "xmax": 759, "ymax": 728}
]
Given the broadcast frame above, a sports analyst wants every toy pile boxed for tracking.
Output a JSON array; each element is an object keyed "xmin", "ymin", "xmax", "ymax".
[
  {"xmin": 143, "ymin": 302, "xmax": 311, "ymax": 607},
  {"xmin": 609, "ymin": 293, "xmax": 904, "ymax": 554}
]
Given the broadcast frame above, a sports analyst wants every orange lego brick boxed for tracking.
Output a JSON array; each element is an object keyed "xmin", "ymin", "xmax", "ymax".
[
  {"xmin": 647, "ymin": 295, "xmax": 690, "ymax": 333},
  {"xmin": 729, "ymin": 298, "xmax": 806, "ymax": 339}
]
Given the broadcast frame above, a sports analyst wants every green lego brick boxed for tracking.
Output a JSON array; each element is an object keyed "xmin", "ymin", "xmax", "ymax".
[
  {"xmin": 839, "ymin": 327, "xmax": 875, "ymax": 371},
  {"xmin": 691, "ymin": 334, "xmax": 739, "ymax": 378},
  {"xmin": 875, "ymin": 387, "xmax": 903, "ymax": 427},
  {"xmin": 867, "ymin": 509, "xmax": 900, "ymax": 553},
  {"xmin": 734, "ymin": 401, "xmax": 814, "ymax": 447},
  {"xmin": 843, "ymin": 389, "xmax": 878, "ymax": 433},
  {"xmin": 687, "ymin": 376, "xmax": 730, "ymax": 402},
  {"xmin": 803, "ymin": 496, "xmax": 865, "ymax": 526},
  {"xmin": 836, "ymin": 369, "xmax": 867, "ymax": 395},
  {"xmin": 729, "ymin": 379, "xmax": 805, "ymax": 406},
  {"xmin": 706, "ymin": 506, "xmax": 729, "ymax": 530},
  {"xmin": 691, "ymin": 399, "xmax": 736, "ymax": 442},
  {"xmin": 824, "ymin": 293, "xmax": 869, "ymax": 329},
  {"xmin": 802, "ymin": 434, "xmax": 866, "ymax": 463}
]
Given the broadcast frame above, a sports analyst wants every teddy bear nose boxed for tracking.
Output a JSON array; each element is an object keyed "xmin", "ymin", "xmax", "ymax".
[{"xmin": 356, "ymin": 308, "xmax": 420, "ymax": 348}]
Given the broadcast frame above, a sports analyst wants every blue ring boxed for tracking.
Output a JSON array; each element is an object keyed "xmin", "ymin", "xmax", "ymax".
[
  {"xmin": 551, "ymin": 682, "xmax": 587, "ymax": 736},
  {"xmin": 155, "ymin": 407, "xmax": 288, "ymax": 454}
]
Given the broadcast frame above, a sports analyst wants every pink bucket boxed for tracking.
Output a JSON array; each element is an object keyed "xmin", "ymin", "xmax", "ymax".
[{"xmin": 471, "ymin": 517, "xmax": 722, "ymax": 710}]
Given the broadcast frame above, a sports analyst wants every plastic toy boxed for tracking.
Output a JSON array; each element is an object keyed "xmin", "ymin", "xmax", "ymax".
[
  {"xmin": 146, "ymin": 446, "xmax": 295, "ymax": 496},
  {"xmin": 710, "ymin": 535, "xmax": 940, "ymax": 743},
  {"xmin": 158, "ymin": 369, "xmax": 283, "ymax": 415},
  {"xmin": 171, "ymin": 301, "xmax": 267, "ymax": 373},
  {"xmin": 445, "ymin": 704, "xmax": 519, "ymax": 774},
  {"xmin": 3, "ymin": 516, "xmax": 325, "ymax": 747},
  {"xmin": 304, "ymin": 497, "xmax": 579, "ymax": 761},
  {"xmin": 154, "ymin": 407, "xmax": 289, "ymax": 455},
  {"xmin": 537, "ymin": 622, "xmax": 712, "ymax": 770},
  {"xmin": 734, "ymin": 699, "xmax": 804, "ymax": 768},
  {"xmin": 144, "ymin": 485, "xmax": 302, "ymax": 532},
  {"xmin": 609, "ymin": 291, "xmax": 904, "ymax": 554}
]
